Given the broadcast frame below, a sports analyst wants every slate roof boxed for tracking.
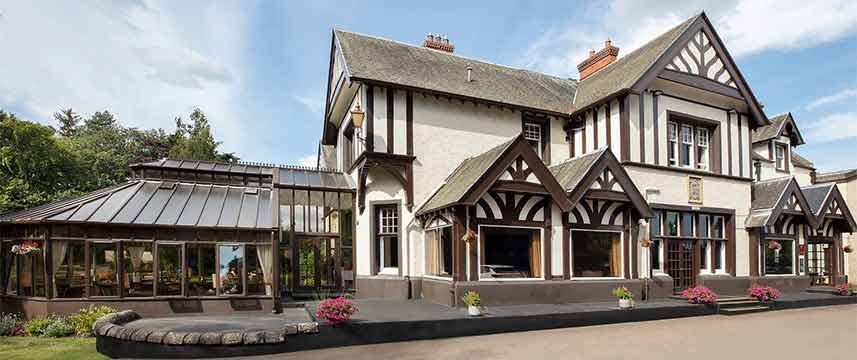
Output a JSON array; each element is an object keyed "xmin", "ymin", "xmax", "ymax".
[
  {"xmin": 571, "ymin": 15, "xmax": 698, "ymax": 111},
  {"xmin": 746, "ymin": 176, "xmax": 796, "ymax": 228},
  {"xmin": 334, "ymin": 29, "xmax": 578, "ymax": 115},
  {"xmin": 417, "ymin": 138, "xmax": 517, "ymax": 214},
  {"xmin": 549, "ymin": 148, "xmax": 606, "ymax": 191},
  {"xmin": 801, "ymin": 184, "xmax": 834, "ymax": 216},
  {"xmin": 815, "ymin": 168, "xmax": 857, "ymax": 183},
  {"xmin": 791, "ymin": 151, "xmax": 814, "ymax": 169},
  {"xmin": 0, "ymin": 180, "xmax": 275, "ymax": 229},
  {"xmin": 752, "ymin": 112, "xmax": 805, "ymax": 145}
]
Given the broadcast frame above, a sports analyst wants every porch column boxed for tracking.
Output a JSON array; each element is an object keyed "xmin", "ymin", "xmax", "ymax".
[
  {"xmin": 452, "ymin": 206, "xmax": 467, "ymax": 282},
  {"xmin": 544, "ymin": 204, "xmax": 552, "ymax": 280}
]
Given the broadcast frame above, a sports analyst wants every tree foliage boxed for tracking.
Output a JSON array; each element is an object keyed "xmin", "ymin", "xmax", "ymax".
[{"xmin": 0, "ymin": 107, "xmax": 237, "ymax": 214}]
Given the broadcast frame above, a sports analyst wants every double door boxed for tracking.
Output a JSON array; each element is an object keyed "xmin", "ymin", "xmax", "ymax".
[
  {"xmin": 287, "ymin": 236, "xmax": 339, "ymax": 294},
  {"xmin": 807, "ymin": 240, "xmax": 834, "ymax": 286},
  {"xmin": 666, "ymin": 240, "xmax": 696, "ymax": 293}
]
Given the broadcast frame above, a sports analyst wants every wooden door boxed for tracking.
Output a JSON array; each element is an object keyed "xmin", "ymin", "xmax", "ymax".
[{"xmin": 667, "ymin": 240, "xmax": 695, "ymax": 293}]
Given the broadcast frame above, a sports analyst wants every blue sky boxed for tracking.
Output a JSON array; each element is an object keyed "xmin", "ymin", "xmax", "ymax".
[{"xmin": 1, "ymin": 0, "xmax": 855, "ymax": 171}]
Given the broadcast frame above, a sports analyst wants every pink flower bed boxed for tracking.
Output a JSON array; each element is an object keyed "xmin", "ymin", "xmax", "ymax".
[
  {"xmin": 316, "ymin": 297, "xmax": 359, "ymax": 326},
  {"xmin": 680, "ymin": 286, "xmax": 718, "ymax": 304},
  {"xmin": 833, "ymin": 283, "xmax": 855, "ymax": 296},
  {"xmin": 747, "ymin": 285, "xmax": 780, "ymax": 302}
]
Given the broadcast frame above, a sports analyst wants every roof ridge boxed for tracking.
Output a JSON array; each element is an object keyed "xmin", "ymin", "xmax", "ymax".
[
  {"xmin": 754, "ymin": 175, "xmax": 794, "ymax": 184},
  {"xmin": 333, "ymin": 28, "xmax": 578, "ymax": 85}
]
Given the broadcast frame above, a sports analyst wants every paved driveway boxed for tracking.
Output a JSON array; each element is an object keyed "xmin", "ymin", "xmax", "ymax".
[{"xmin": 241, "ymin": 304, "xmax": 857, "ymax": 360}]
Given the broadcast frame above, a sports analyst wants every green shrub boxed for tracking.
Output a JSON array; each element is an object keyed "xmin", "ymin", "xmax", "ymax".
[
  {"xmin": 0, "ymin": 313, "xmax": 23, "ymax": 335},
  {"xmin": 43, "ymin": 318, "xmax": 74, "ymax": 337},
  {"xmin": 68, "ymin": 305, "xmax": 117, "ymax": 336},
  {"xmin": 24, "ymin": 316, "xmax": 59, "ymax": 336}
]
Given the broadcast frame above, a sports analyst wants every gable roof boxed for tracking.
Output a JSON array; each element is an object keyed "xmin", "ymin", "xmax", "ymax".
[
  {"xmin": 549, "ymin": 148, "xmax": 653, "ymax": 218},
  {"xmin": 802, "ymin": 183, "xmax": 857, "ymax": 232},
  {"xmin": 571, "ymin": 16, "xmax": 697, "ymax": 112},
  {"xmin": 746, "ymin": 176, "xmax": 815, "ymax": 229},
  {"xmin": 752, "ymin": 112, "xmax": 805, "ymax": 145},
  {"xmin": 334, "ymin": 29, "xmax": 578, "ymax": 115},
  {"xmin": 571, "ymin": 12, "xmax": 769, "ymax": 127},
  {"xmin": 417, "ymin": 135, "xmax": 572, "ymax": 215},
  {"xmin": 0, "ymin": 180, "xmax": 275, "ymax": 229}
]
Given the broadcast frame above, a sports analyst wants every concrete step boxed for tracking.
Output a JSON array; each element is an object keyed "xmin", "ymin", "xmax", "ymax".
[
  {"xmin": 806, "ymin": 287, "xmax": 837, "ymax": 295},
  {"xmin": 720, "ymin": 305, "xmax": 770, "ymax": 316},
  {"xmin": 718, "ymin": 300, "xmax": 762, "ymax": 308}
]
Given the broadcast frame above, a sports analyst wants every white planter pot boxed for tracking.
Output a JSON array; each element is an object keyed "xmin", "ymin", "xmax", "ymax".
[
  {"xmin": 618, "ymin": 299, "xmax": 632, "ymax": 309},
  {"xmin": 468, "ymin": 305, "xmax": 481, "ymax": 316}
]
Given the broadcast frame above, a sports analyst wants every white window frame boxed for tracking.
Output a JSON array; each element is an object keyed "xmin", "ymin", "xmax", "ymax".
[
  {"xmin": 775, "ymin": 142, "xmax": 787, "ymax": 171},
  {"xmin": 477, "ymin": 225, "xmax": 545, "ymax": 282},
  {"xmin": 376, "ymin": 205, "xmax": 400, "ymax": 274},
  {"xmin": 680, "ymin": 124, "xmax": 693, "ymax": 168},
  {"xmin": 668, "ymin": 122, "xmax": 678, "ymax": 166},
  {"xmin": 524, "ymin": 122, "xmax": 543, "ymax": 158},
  {"xmin": 763, "ymin": 237, "xmax": 796, "ymax": 276},
  {"xmin": 696, "ymin": 127, "xmax": 709, "ymax": 170},
  {"xmin": 569, "ymin": 228, "xmax": 625, "ymax": 280},
  {"xmin": 713, "ymin": 240, "xmax": 727, "ymax": 274},
  {"xmin": 699, "ymin": 240, "xmax": 711, "ymax": 274}
]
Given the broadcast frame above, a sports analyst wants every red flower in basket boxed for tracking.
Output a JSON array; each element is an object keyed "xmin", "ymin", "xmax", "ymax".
[{"xmin": 461, "ymin": 229, "xmax": 477, "ymax": 243}]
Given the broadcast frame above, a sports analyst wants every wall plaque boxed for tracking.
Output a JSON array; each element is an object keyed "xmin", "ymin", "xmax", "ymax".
[{"xmin": 687, "ymin": 176, "xmax": 703, "ymax": 204}]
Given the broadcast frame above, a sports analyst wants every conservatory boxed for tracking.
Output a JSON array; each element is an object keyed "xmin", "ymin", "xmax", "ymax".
[{"xmin": 0, "ymin": 160, "xmax": 355, "ymax": 317}]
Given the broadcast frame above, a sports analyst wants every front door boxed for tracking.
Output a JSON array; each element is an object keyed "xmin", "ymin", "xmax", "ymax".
[
  {"xmin": 667, "ymin": 240, "xmax": 695, "ymax": 293},
  {"xmin": 807, "ymin": 241, "xmax": 834, "ymax": 286},
  {"xmin": 295, "ymin": 237, "xmax": 339, "ymax": 293}
]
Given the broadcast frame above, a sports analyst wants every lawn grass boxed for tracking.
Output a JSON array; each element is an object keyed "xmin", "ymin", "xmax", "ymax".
[{"xmin": 0, "ymin": 336, "xmax": 106, "ymax": 360}]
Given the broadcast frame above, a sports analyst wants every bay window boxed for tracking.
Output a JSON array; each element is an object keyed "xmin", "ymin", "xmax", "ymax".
[{"xmin": 481, "ymin": 227, "xmax": 542, "ymax": 279}]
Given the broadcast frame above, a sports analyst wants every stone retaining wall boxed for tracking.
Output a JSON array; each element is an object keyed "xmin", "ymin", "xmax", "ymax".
[{"xmin": 93, "ymin": 310, "xmax": 319, "ymax": 346}]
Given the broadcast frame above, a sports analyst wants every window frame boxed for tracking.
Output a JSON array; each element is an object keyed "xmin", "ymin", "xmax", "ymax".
[
  {"xmin": 522, "ymin": 116, "xmax": 550, "ymax": 162},
  {"xmin": 424, "ymin": 226, "xmax": 453, "ymax": 279},
  {"xmin": 668, "ymin": 122, "xmax": 678, "ymax": 166},
  {"xmin": 696, "ymin": 127, "xmax": 709, "ymax": 170},
  {"xmin": 774, "ymin": 142, "xmax": 787, "ymax": 171},
  {"xmin": 666, "ymin": 114, "xmax": 717, "ymax": 172},
  {"xmin": 478, "ymin": 225, "xmax": 545, "ymax": 281},
  {"xmin": 763, "ymin": 238, "xmax": 795, "ymax": 276},
  {"xmin": 569, "ymin": 229, "xmax": 624, "ymax": 280},
  {"xmin": 374, "ymin": 203, "xmax": 401, "ymax": 275}
]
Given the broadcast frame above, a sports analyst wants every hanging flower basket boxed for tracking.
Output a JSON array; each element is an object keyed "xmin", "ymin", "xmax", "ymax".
[
  {"xmin": 10, "ymin": 240, "xmax": 40, "ymax": 255},
  {"xmin": 844, "ymin": 245, "xmax": 854, "ymax": 254},
  {"xmin": 639, "ymin": 238, "xmax": 652, "ymax": 248},
  {"xmin": 461, "ymin": 229, "xmax": 477, "ymax": 243},
  {"xmin": 767, "ymin": 240, "xmax": 782, "ymax": 250}
]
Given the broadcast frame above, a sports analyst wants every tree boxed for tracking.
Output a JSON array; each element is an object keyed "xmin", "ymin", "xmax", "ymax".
[
  {"xmin": 169, "ymin": 108, "xmax": 238, "ymax": 162},
  {"xmin": 0, "ymin": 116, "xmax": 83, "ymax": 213},
  {"xmin": 54, "ymin": 108, "xmax": 81, "ymax": 137}
]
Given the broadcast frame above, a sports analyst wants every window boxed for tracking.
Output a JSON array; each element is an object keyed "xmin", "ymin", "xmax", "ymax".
[
  {"xmin": 246, "ymin": 245, "xmax": 272, "ymax": 295},
  {"xmin": 711, "ymin": 216, "xmax": 724, "ymax": 239},
  {"xmin": 375, "ymin": 205, "xmax": 400, "ymax": 271},
  {"xmin": 123, "ymin": 242, "xmax": 153, "ymax": 297},
  {"xmin": 218, "ymin": 245, "xmax": 244, "ymax": 295},
  {"xmin": 343, "ymin": 127, "xmax": 354, "ymax": 170},
  {"xmin": 698, "ymin": 214, "xmax": 710, "ymax": 238},
  {"xmin": 680, "ymin": 125, "xmax": 693, "ymax": 167},
  {"xmin": 425, "ymin": 227, "xmax": 453, "ymax": 277},
  {"xmin": 481, "ymin": 227, "xmax": 542, "ymax": 279},
  {"xmin": 680, "ymin": 213, "xmax": 694, "ymax": 237},
  {"xmin": 6, "ymin": 240, "xmax": 46, "ymax": 297},
  {"xmin": 650, "ymin": 213, "xmax": 662, "ymax": 270},
  {"xmin": 666, "ymin": 212, "xmax": 679, "ymax": 236},
  {"xmin": 157, "ymin": 244, "xmax": 182, "ymax": 296},
  {"xmin": 714, "ymin": 241, "xmax": 725, "ymax": 271},
  {"xmin": 696, "ymin": 128, "xmax": 709, "ymax": 170},
  {"xmin": 668, "ymin": 123, "xmax": 678, "ymax": 166},
  {"xmin": 699, "ymin": 240, "xmax": 708, "ymax": 271},
  {"xmin": 90, "ymin": 242, "xmax": 118, "ymax": 297},
  {"xmin": 775, "ymin": 143, "xmax": 787, "ymax": 171},
  {"xmin": 54, "ymin": 241, "xmax": 86, "ymax": 298},
  {"xmin": 186, "ymin": 244, "xmax": 216, "ymax": 296},
  {"xmin": 572, "ymin": 231, "xmax": 621, "ymax": 278},
  {"xmin": 524, "ymin": 122, "xmax": 544, "ymax": 158},
  {"xmin": 764, "ymin": 239, "xmax": 793, "ymax": 275}
]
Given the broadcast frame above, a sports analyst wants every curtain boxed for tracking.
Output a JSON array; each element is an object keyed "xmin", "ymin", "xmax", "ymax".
[
  {"xmin": 51, "ymin": 240, "xmax": 69, "ymax": 296},
  {"xmin": 127, "ymin": 246, "xmax": 145, "ymax": 283},
  {"xmin": 610, "ymin": 238, "xmax": 622, "ymax": 277},
  {"xmin": 425, "ymin": 230, "xmax": 438, "ymax": 275},
  {"xmin": 256, "ymin": 245, "xmax": 273, "ymax": 295},
  {"xmin": 529, "ymin": 232, "xmax": 542, "ymax": 278}
]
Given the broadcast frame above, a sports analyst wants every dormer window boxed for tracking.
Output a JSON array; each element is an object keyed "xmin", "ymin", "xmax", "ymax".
[
  {"xmin": 775, "ymin": 143, "xmax": 787, "ymax": 171},
  {"xmin": 524, "ymin": 122, "xmax": 544, "ymax": 158}
]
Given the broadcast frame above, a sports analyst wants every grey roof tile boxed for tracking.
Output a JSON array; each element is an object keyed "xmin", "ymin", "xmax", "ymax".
[
  {"xmin": 751, "ymin": 176, "xmax": 792, "ymax": 210},
  {"xmin": 548, "ymin": 149, "xmax": 606, "ymax": 191},
  {"xmin": 802, "ymin": 184, "xmax": 834, "ymax": 216},
  {"xmin": 791, "ymin": 151, "xmax": 814, "ymax": 169},
  {"xmin": 335, "ymin": 29, "xmax": 578, "ymax": 114}
]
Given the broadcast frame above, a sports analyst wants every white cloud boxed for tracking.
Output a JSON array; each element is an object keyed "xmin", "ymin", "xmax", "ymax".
[
  {"xmin": 806, "ymin": 88, "xmax": 857, "ymax": 110},
  {"xmin": 297, "ymin": 154, "xmax": 318, "ymax": 167},
  {"xmin": 293, "ymin": 95, "xmax": 324, "ymax": 114},
  {"xmin": 803, "ymin": 112, "xmax": 857, "ymax": 143},
  {"xmin": 519, "ymin": 0, "xmax": 857, "ymax": 77},
  {"xmin": 0, "ymin": 1, "xmax": 252, "ymax": 155}
]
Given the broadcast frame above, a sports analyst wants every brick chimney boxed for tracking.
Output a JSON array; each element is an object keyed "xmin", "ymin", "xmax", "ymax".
[
  {"xmin": 577, "ymin": 39, "xmax": 619, "ymax": 80},
  {"xmin": 423, "ymin": 33, "xmax": 454, "ymax": 53}
]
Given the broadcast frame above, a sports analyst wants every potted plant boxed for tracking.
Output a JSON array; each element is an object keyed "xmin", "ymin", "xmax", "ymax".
[
  {"xmin": 315, "ymin": 296, "xmax": 358, "ymax": 326},
  {"xmin": 612, "ymin": 287, "xmax": 634, "ymax": 309},
  {"xmin": 462, "ymin": 291, "xmax": 484, "ymax": 316},
  {"xmin": 748, "ymin": 284, "xmax": 780, "ymax": 302},
  {"xmin": 680, "ymin": 286, "xmax": 718, "ymax": 304}
]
